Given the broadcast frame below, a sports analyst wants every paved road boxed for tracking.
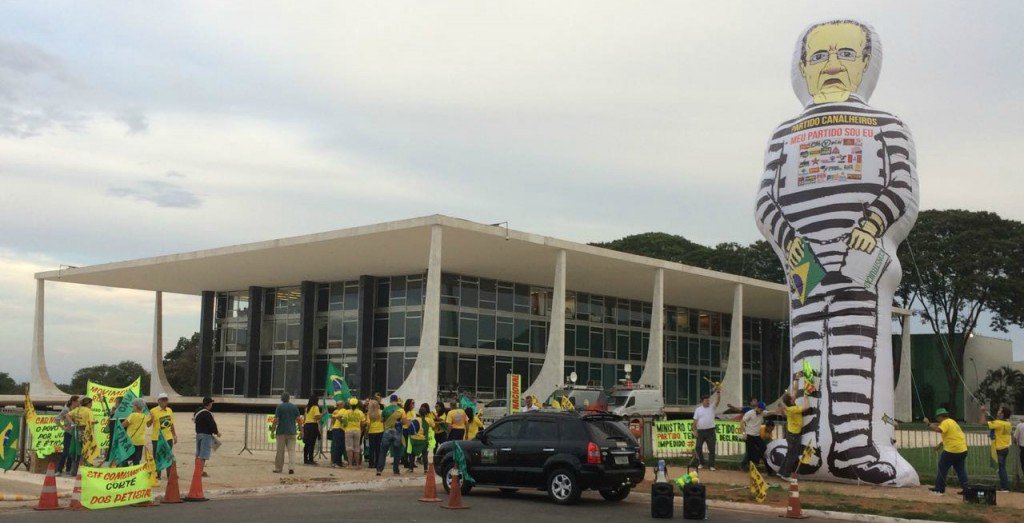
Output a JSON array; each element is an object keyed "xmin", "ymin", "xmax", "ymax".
[{"xmin": 1, "ymin": 486, "xmax": 838, "ymax": 522}]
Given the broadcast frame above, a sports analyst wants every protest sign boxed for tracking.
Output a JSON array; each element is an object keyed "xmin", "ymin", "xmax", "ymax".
[
  {"xmin": 652, "ymin": 419, "xmax": 743, "ymax": 451},
  {"xmin": 86, "ymin": 378, "xmax": 141, "ymax": 450},
  {"xmin": 80, "ymin": 464, "xmax": 153, "ymax": 509}
]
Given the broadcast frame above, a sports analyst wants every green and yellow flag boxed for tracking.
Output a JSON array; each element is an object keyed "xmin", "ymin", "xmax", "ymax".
[
  {"xmin": 0, "ymin": 413, "xmax": 19, "ymax": 471},
  {"xmin": 155, "ymin": 431, "xmax": 174, "ymax": 472},
  {"xmin": 789, "ymin": 239, "xmax": 825, "ymax": 304}
]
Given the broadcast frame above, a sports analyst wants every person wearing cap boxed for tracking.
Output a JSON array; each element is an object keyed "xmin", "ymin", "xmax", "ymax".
[
  {"xmin": 194, "ymin": 396, "xmax": 220, "ymax": 476},
  {"xmin": 342, "ymin": 397, "xmax": 366, "ymax": 467},
  {"xmin": 924, "ymin": 408, "xmax": 969, "ymax": 495},
  {"xmin": 121, "ymin": 398, "xmax": 149, "ymax": 465},
  {"xmin": 329, "ymin": 401, "xmax": 348, "ymax": 468},
  {"xmin": 147, "ymin": 393, "xmax": 176, "ymax": 479},
  {"xmin": 740, "ymin": 399, "xmax": 766, "ymax": 471},
  {"xmin": 272, "ymin": 392, "xmax": 300, "ymax": 474},
  {"xmin": 376, "ymin": 394, "xmax": 406, "ymax": 476}
]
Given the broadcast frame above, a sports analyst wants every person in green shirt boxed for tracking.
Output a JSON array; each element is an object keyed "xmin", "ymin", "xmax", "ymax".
[{"xmin": 377, "ymin": 395, "xmax": 406, "ymax": 476}]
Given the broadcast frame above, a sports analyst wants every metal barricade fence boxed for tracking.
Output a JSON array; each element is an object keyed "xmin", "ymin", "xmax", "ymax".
[
  {"xmin": 238, "ymin": 412, "xmax": 332, "ymax": 458},
  {"xmin": 645, "ymin": 419, "xmax": 1023, "ymax": 488}
]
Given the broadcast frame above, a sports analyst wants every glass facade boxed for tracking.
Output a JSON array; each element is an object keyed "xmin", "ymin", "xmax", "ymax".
[
  {"xmin": 212, "ymin": 290, "xmax": 249, "ymax": 396},
  {"xmin": 207, "ymin": 271, "xmax": 780, "ymax": 406}
]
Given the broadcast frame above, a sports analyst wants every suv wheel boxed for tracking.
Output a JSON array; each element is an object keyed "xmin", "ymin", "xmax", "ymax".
[
  {"xmin": 599, "ymin": 485, "xmax": 631, "ymax": 501},
  {"xmin": 546, "ymin": 468, "xmax": 582, "ymax": 505},
  {"xmin": 441, "ymin": 462, "xmax": 473, "ymax": 496}
]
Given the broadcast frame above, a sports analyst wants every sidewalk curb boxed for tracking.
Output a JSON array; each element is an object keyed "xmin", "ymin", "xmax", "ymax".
[{"xmin": 207, "ymin": 475, "xmax": 425, "ymax": 497}]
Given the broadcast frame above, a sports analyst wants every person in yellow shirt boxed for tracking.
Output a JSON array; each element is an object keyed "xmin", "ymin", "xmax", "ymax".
[
  {"xmin": 984, "ymin": 406, "xmax": 1012, "ymax": 492},
  {"xmin": 775, "ymin": 377, "xmax": 810, "ymax": 480},
  {"xmin": 302, "ymin": 395, "xmax": 322, "ymax": 466},
  {"xmin": 408, "ymin": 403, "xmax": 431, "ymax": 473},
  {"xmin": 68, "ymin": 398, "xmax": 94, "ymax": 476},
  {"xmin": 147, "ymin": 393, "xmax": 176, "ymax": 479},
  {"xmin": 329, "ymin": 402, "xmax": 348, "ymax": 468},
  {"xmin": 925, "ymin": 408, "xmax": 969, "ymax": 495},
  {"xmin": 343, "ymin": 398, "xmax": 366, "ymax": 467},
  {"xmin": 366, "ymin": 399, "xmax": 384, "ymax": 470},
  {"xmin": 121, "ymin": 399, "xmax": 148, "ymax": 465},
  {"xmin": 445, "ymin": 406, "xmax": 467, "ymax": 441},
  {"xmin": 466, "ymin": 407, "xmax": 484, "ymax": 440}
]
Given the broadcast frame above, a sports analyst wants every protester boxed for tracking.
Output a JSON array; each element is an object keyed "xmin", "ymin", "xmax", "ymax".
[
  {"xmin": 377, "ymin": 395, "xmax": 406, "ymax": 476},
  {"xmin": 739, "ymin": 400, "xmax": 766, "ymax": 470},
  {"xmin": 147, "ymin": 393, "xmax": 176, "ymax": 479},
  {"xmin": 983, "ymin": 406, "xmax": 1012, "ymax": 492},
  {"xmin": 925, "ymin": 408, "xmax": 969, "ymax": 496},
  {"xmin": 692, "ymin": 388, "xmax": 720, "ymax": 471},
  {"xmin": 401, "ymin": 399, "xmax": 417, "ymax": 470},
  {"xmin": 446, "ymin": 403, "xmax": 468, "ymax": 441},
  {"xmin": 121, "ymin": 398, "xmax": 148, "ymax": 465},
  {"xmin": 760, "ymin": 419, "xmax": 777, "ymax": 472},
  {"xmin": 272, "ymin": 392, "xmax": 300, "ymax": 474},
  {"xmin": 329, "ymin": 402, "xmax": 347, "ymax": 468},
  {"xmin": 104, "ymin": 396, "xmax": 122, "ymax": 463},
  {"xmin": 193, "ymin": 396, "xmax": 220, "ymax": 477},
  {"xmin": 466, "ymin": 407, "xmax": 484, "ymax": 440},
  {"xmin": 302, "ymin": 394, "xmax": 322, "ymax": 465},
  {"xmin": 343, "ymin": 398, "xmax": 365, "ymax": 467},
  {"xmin": 407, "ymin": 403, "xmax": 431, "ymax": 473},
  {"xmin": 523, "ymin": 395, "xmax": 539, "ymax": 412},
  {"xmin": 1014, "ymin": 417, "xmax": 1024, "ymax": 480},
  {"xmin": 366, "ymin": 398, "xmax": 384, "ymax": 469},
  {"xmin": 69, "ymin": 398, "xmax": 94, "ymax": 474},
  {"xmin": 776, "ymin": 378, "xmax": 810, "ymax": 480},
  {"xmin": 432, "ymin": 402, "xmax": 449, "ymax": 449},
  {"xmin": 55, "ymin": 395, "xmax": 80, "ymax": 476}
]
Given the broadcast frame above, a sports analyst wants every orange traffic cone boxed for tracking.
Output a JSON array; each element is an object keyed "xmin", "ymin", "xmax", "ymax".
[
  {"xmin": 34, "ymin": 462, "xmax": 62, "ymax": 511},
  {"xmin": 68, "ymin": 473, "xmax": 84, "ymax": 510},
  {"xmin": 162, "ymin": 463, "xmax": 183, "ymax": 503},
  {"xmin": 440, "ymin": 469, "xmax": 468, "ymax": 510},
  {"xmin": 419, "ymin": 462, "xmax": 441, "ymax": 502},
  {"xmin": 182, "ymin": 458, "xmax": 209, "ymax": 502},
  {"xmin": 782, "ymin": 475, "xmax": 809, "ymax": 519}
]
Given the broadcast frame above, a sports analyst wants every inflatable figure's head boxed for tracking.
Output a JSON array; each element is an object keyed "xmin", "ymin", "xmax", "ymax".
[{"xmin": 792, "ymin": 19, "xmax": 882, "ymax": 106}]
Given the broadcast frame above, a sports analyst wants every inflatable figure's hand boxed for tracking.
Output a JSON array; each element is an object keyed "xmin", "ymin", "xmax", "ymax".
[
  {"xmin": 848, "ymin": 227, "xmax": 877, "ymax": 253},
  {"xmin": 786, "ymin": 238, "xmax": 803, "ymax": 267}
]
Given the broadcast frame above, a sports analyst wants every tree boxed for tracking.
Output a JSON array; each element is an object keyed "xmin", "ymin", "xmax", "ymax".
[
  {"xmin": 975, "ymin": 366, "xmax": 1024, "ymax": 414},
  {"xmin": 164, "ymin": 332, "xmax": 199, "ymax": 396},
  {"xmin": 592, "ymin": 234, "xmax": 785, "ymax": 284},
  {"xmin": 0, "ymin": 372, "xmax": 24, "ymax": 394},
  {"xmin": 66, "ymin": 361, "xmax": 151, "ymax": 396},
  {"xmin": 897, "ymin": 210, "xmax": 1024, "ymax": 414}
]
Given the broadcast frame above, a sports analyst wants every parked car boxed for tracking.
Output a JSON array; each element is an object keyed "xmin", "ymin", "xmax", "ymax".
[
  {"xmin": 434, "ymin": 411, "xmax": 645, "ymax": 505},
  {"xmin": 546, "ymin": 385, "xmax": 609, "ymax": 412},
  {"xmin": 481, "ymin": 398, "xmax": 522, "ymax": 423}
]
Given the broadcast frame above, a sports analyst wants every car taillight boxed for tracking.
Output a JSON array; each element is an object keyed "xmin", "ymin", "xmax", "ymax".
[{"xmin": 587, "ymin": 441, "xmax": 601, "ymax": 464}]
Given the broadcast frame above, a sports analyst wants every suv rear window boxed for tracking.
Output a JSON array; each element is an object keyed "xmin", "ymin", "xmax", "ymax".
[{"xmin": 584, "ymin": 418, "xmax": 636, "ymax": 445}]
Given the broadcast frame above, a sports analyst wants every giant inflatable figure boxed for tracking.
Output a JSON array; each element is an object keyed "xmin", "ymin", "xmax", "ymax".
[{"xmin": 755, "ymin": 20, "xmax": 919, "ymax": 486}]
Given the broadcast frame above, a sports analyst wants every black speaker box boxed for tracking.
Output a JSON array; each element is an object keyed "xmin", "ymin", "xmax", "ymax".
[
  {"xmin": 682, "ymin": 484, "xmax": 707, "ymax": 520},
  {"xmin": 650, "ymin": 482, "xmax": 674, "ymax": 518}
]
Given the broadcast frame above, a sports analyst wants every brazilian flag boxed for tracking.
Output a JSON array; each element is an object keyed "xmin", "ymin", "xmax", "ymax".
[
  {"xmin": 789, "ymin": 239, "xmax": 825, "ymax": 304},
  {"xmin": 323, "ymin": 362, "xmax": 352, "ymax": 429},
  {"xmin": 0, "ymin": 414, "xmax": 19, "ymax": 471}
]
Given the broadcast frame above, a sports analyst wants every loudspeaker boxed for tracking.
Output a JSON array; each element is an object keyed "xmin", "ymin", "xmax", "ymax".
[
  {"xmin": 650, "ymin": 482, "xmax": 674, "ymax": 518},
  {"xmin": 682, "ymin": 484, "xmax": 707, "ymax": 520}
]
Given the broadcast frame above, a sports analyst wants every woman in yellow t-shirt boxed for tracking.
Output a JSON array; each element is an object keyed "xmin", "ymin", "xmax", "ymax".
[
  {"xmin": 409, "ymin": 403, "xmax": 431, "ymax": 473},
  {"xmin": 985, "ymin": 406, "xmax": 1013, "ymax": 491},
  {"xmin": 466, "ymin": 407, "xmax": 484, "ymax": 440},
  {"xmin": 343, "ymin": 398, "xmax": 366, "ymax": 467},
  {"xmin": 303, "ymin": 395, "xmax": 322, "ymax": 466},
  {"xmin": 121, "ymin": 399, "xmax": 148, "ymax": 465},
  {"xmin": 446, "ymin": 408, "xmax": 468, "ymax": 441},
  {"xmin": 925, "ymin": 408, "xmax": 969, "ymax": 495},
  {"xmin": 366, "ymin": 399, "xmax": 384, "ymax": 469}
]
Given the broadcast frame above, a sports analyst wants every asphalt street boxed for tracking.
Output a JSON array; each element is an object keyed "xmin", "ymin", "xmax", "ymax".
[{"xmin": 1, "ymin": 486, "xmax": 841, "ymax": 522}]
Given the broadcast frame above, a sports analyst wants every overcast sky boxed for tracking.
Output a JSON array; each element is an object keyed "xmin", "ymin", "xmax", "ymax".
[{"xmin": 1, "ymin": 1, "xmax": 1022, "ymax": 384}]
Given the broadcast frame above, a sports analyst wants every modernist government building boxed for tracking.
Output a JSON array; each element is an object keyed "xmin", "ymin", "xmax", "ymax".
[{"xmin": 28, "ymin": 215, "xmax": 794, "ymax": 411}]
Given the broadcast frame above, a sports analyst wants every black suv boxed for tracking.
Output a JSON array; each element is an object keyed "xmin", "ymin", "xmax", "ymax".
[{"xmin": 434, "ymin": 411, "xmax": 645, "ymax": 505}]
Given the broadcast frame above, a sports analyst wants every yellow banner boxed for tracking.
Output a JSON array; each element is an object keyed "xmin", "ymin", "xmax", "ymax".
[
  {"xmin": 26, "ymin": 414, "xmax": 65, "ymax": 458},
  {"xmin": 86, "ymin": 378, "xmax": 141, "ymax": 450},
  {"xmin": 748, "ymin": 463, "xmax": 768, "ymax": 503},
  {"xmin": 652, "ymin": 420, "xmax": 743, "ymax": 451},
  {"xmin": 80, "ymin": 463, "xmax": 153, "ymax": 509},
  {"xmin": 265, "ymin": 415, "xmax": 304, "ymax": 447},
  {"xmin": 507, "ymin": 374, "xmax": 521, "ymax": 415}
]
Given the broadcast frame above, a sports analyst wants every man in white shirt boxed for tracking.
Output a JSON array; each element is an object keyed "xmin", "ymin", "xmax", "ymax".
[
  {"xmin": 1014, "ymin": 421, "xmax": 1024, "ymax": 478},
  {"xmin": 739, "ymin": 400, "xmax": 766, "ymax": 471},
  {"xmin": 692, "ymin": 389, "xmax": 721, "ymax": 470}
]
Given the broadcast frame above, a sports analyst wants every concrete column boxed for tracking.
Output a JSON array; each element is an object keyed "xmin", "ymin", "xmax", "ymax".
[
  {"xmin": 246, "ymin": 286, "xmax": 265, "ymax": 398},
  {"xmin": 638, "ymin": 268, "xmax": 664, "ymax": 389},
  {"xmin": 197, "ymin": 291, "xmax": 215, "ymax": 396},
  {"xmin": 894, "ymin": 314, "xmax": 913, "ymax": 421},
  {"xmin": 29, "ymin": 278, "xmax": 64, "ymax": 397},
  {"xmin": 297, "ymin": 281, "xmax": 317, "ymax": 398},
  {"xmin": 394, "ymin": 224, "xmax": 443, "ymax": 407},
  {"xmin": 717, "ymin": 283, "xmax": 744, "ymax": 414},
  {"xmin": 149, "ymin": 291, "xmax": 179, "ymax": 398},
  {"xmin": 523, "ymin": 249, "xmax": 567, "ymax": 401}
]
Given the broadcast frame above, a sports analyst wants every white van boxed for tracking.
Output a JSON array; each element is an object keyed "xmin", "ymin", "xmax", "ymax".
[{"xmin": 608, "ymin": 387, "xmax": 664, "ymax": 417}]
